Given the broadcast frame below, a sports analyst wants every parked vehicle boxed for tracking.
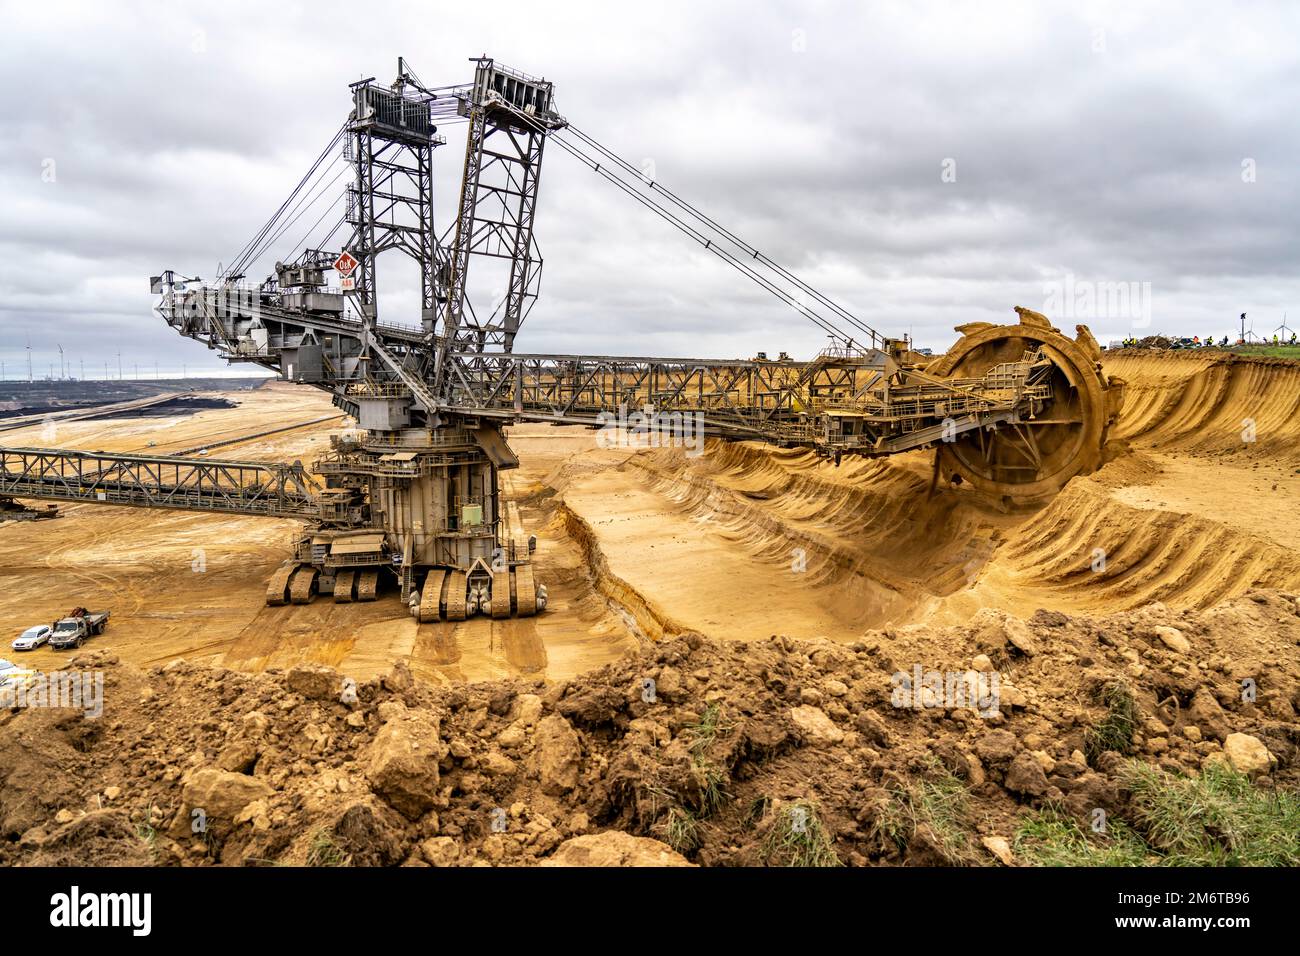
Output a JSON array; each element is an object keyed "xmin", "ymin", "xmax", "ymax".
[
  {"xmin": 11, "ymin": 625, "xmax": 52, "ymax": 651},
  {"xmin": 0, "ymin": 658, "xmax": 34, "ymax": 693},
  {"xmin": 47, "ymin": 608, "xmax": 110, "ymax": 650}
]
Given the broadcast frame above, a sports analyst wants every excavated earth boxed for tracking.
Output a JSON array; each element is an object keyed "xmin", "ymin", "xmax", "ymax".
[{"xmin": 0, "ymin": 351, "xmax": 1298, "ymax": 866}]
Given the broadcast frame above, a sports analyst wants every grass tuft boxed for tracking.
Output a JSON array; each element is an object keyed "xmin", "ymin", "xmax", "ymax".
[
  {"xmin": 760, "ymin": 800, "xmax": 842, "ymax": 867},
  {"xmin": 1016, "ymin": 761, "xmax": 1300, "ymax": 867},
  {"xmin": 744, "ymin": 795, "xmax": 772, "ymax": 829},
  {"xmin": 684, "ymin": 702, "xmax": 733, "ymax": 813},
  {"xmin": 306, "ymin": 829, "xmax": 350, "ymax": 867},
  {"xmin": 686, "ymin": 702, "xmax": 733, "ymax": 760},
  {"xmin": 1084, "ymin": 680, "xmax": 1138, "ymax": 764},
  {"xmin": 133, "ymin": 803, "xmax": 161, "ymax": 863},
  {"xmin": 872, "ymin": 765, "xmax": 976, "ymax": 863},
  {"xmin": 654, "ymin": 806, "xmax": 702, "ymax": 855}
]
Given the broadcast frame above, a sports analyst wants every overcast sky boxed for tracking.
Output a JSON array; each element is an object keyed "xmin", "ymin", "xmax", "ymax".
[{"xmin": 1, "ymin": 0, "xmax": 1297, "ymax": 380}]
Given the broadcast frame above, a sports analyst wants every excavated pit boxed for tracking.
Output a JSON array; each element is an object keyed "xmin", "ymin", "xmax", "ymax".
[
  {"xmin": 1, "ymin": 351, "xmax": 1299, "ymax": 682},
  {"xmin": 549, "ymin": 348, "xmax": 1300, "ymax": 642}
]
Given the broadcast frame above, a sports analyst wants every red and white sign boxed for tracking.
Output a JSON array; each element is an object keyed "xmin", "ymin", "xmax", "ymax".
[
  {"xmin": 333, "ymin": 251, "xmax": 359, "ymax": 277},
  {"xmin": 340, "ymin": 276, "xmax": 356, "ymax": 291}
]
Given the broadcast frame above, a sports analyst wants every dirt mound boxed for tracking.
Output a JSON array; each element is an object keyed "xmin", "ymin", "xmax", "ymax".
[
  {"xmin": 3, "ymin": 590, "xmax": 1296, "ymax": 867},
  {"xmin": 1103, "ymin": 350, "xmax": 1300, "ymax": 460}
]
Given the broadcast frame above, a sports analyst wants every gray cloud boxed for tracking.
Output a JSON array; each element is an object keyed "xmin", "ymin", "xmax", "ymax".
[{"xmin": 2, "ymin": 0, "xmax": 1298, "ymax": 380}]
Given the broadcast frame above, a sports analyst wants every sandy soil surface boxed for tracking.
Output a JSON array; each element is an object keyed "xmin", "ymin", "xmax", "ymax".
[
  {"xmin": 2, "ymin": 351, "xmax": 1298, "ymax": 868},
  {"xmin": 555, "ymin": 349, "xmax": 1300, "ymax": 638},
  {"xmin": 2, "ymin": 349, "xmax": 1298, "ymax": 684},
  {"xmin": 0, "ymin": 383, "xmax": 638, "ymax": 685}
]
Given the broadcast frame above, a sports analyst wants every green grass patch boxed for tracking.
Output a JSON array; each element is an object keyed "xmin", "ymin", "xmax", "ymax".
[
  {"xmin": 1120, "ymin": 761, "xmax": 1300, "ymax": 865},
  {"xmin": 1225, "ymin": 344, "xmax": 1300, "ymax": 359},
  {"xmin": 1084, "ymin": 680, "xmax": 1138, "ymax": 764},
  {"xmin": 1014, "ymin": 805, "xmax": 1151, "ymax": 866},
  {"xmin": 871, "ymin": 766, "xmax": 976, "ymax": 864},
  {"xmin": 1016, "ymin": 761, "xmax": 1300, "ymax": 866},
  {"xmin": 760, "ymin": 800, "xmax": 842, "ymax": 867}
]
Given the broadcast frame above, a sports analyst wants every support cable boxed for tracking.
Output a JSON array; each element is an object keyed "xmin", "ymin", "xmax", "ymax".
[
  {"xmin": 499, "ymin": 101, "xmax": 868, "ymax": 350},
  {"xmin": 223, "ymin": 122, "xmax": 347, "ymax": 279},
  {"xmin": 565, "ymin": 124, "xmax": 883, "ymax": 348}
]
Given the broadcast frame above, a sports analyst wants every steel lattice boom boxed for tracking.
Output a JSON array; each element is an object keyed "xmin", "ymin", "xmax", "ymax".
[{"xmin": 0, "ymin": 447, "xmax": 322, "ymax": 519}]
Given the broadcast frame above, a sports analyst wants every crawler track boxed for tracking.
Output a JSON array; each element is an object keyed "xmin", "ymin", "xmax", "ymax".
[{"xmin": 266, "ymin": 563, "xmax": 296, "ymax": 606}]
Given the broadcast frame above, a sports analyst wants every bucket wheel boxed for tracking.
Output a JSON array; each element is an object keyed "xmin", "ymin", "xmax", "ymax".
[{"xmin": 928, "ymin": 307, "xmax": 1124, "ymax": 508}]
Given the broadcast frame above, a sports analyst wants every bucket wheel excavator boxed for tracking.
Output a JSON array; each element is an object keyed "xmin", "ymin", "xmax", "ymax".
[
  {"xmin": 931, "ymin": 308, "xmax": 1123, "ymax": 503},
  {"xmin": 0, "ymin": 56, "xmax": 1122, "ymax": 619}
]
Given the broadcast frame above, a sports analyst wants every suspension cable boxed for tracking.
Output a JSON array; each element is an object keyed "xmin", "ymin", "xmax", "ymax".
[
  {"xmin": 498, "ymin": 102, "xmax": 862, "ymax": 348},
  {"xmin": 245, "ymin": 161, "xmax": 349, "ymax": 271},
  {"xmin": 550, "ymin": 135, "xmax": 853, "ymax": 344},
  {"xmin": 277, "ymin": 196, "xmax": 347, "ymax": 267},
  {"xmin": 223, "ymin": 121, "xmax": 347, "ymax": 280},
  {"xmin": 564, "ymin": 124, "xmax": 884, "ymax": 347}
]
